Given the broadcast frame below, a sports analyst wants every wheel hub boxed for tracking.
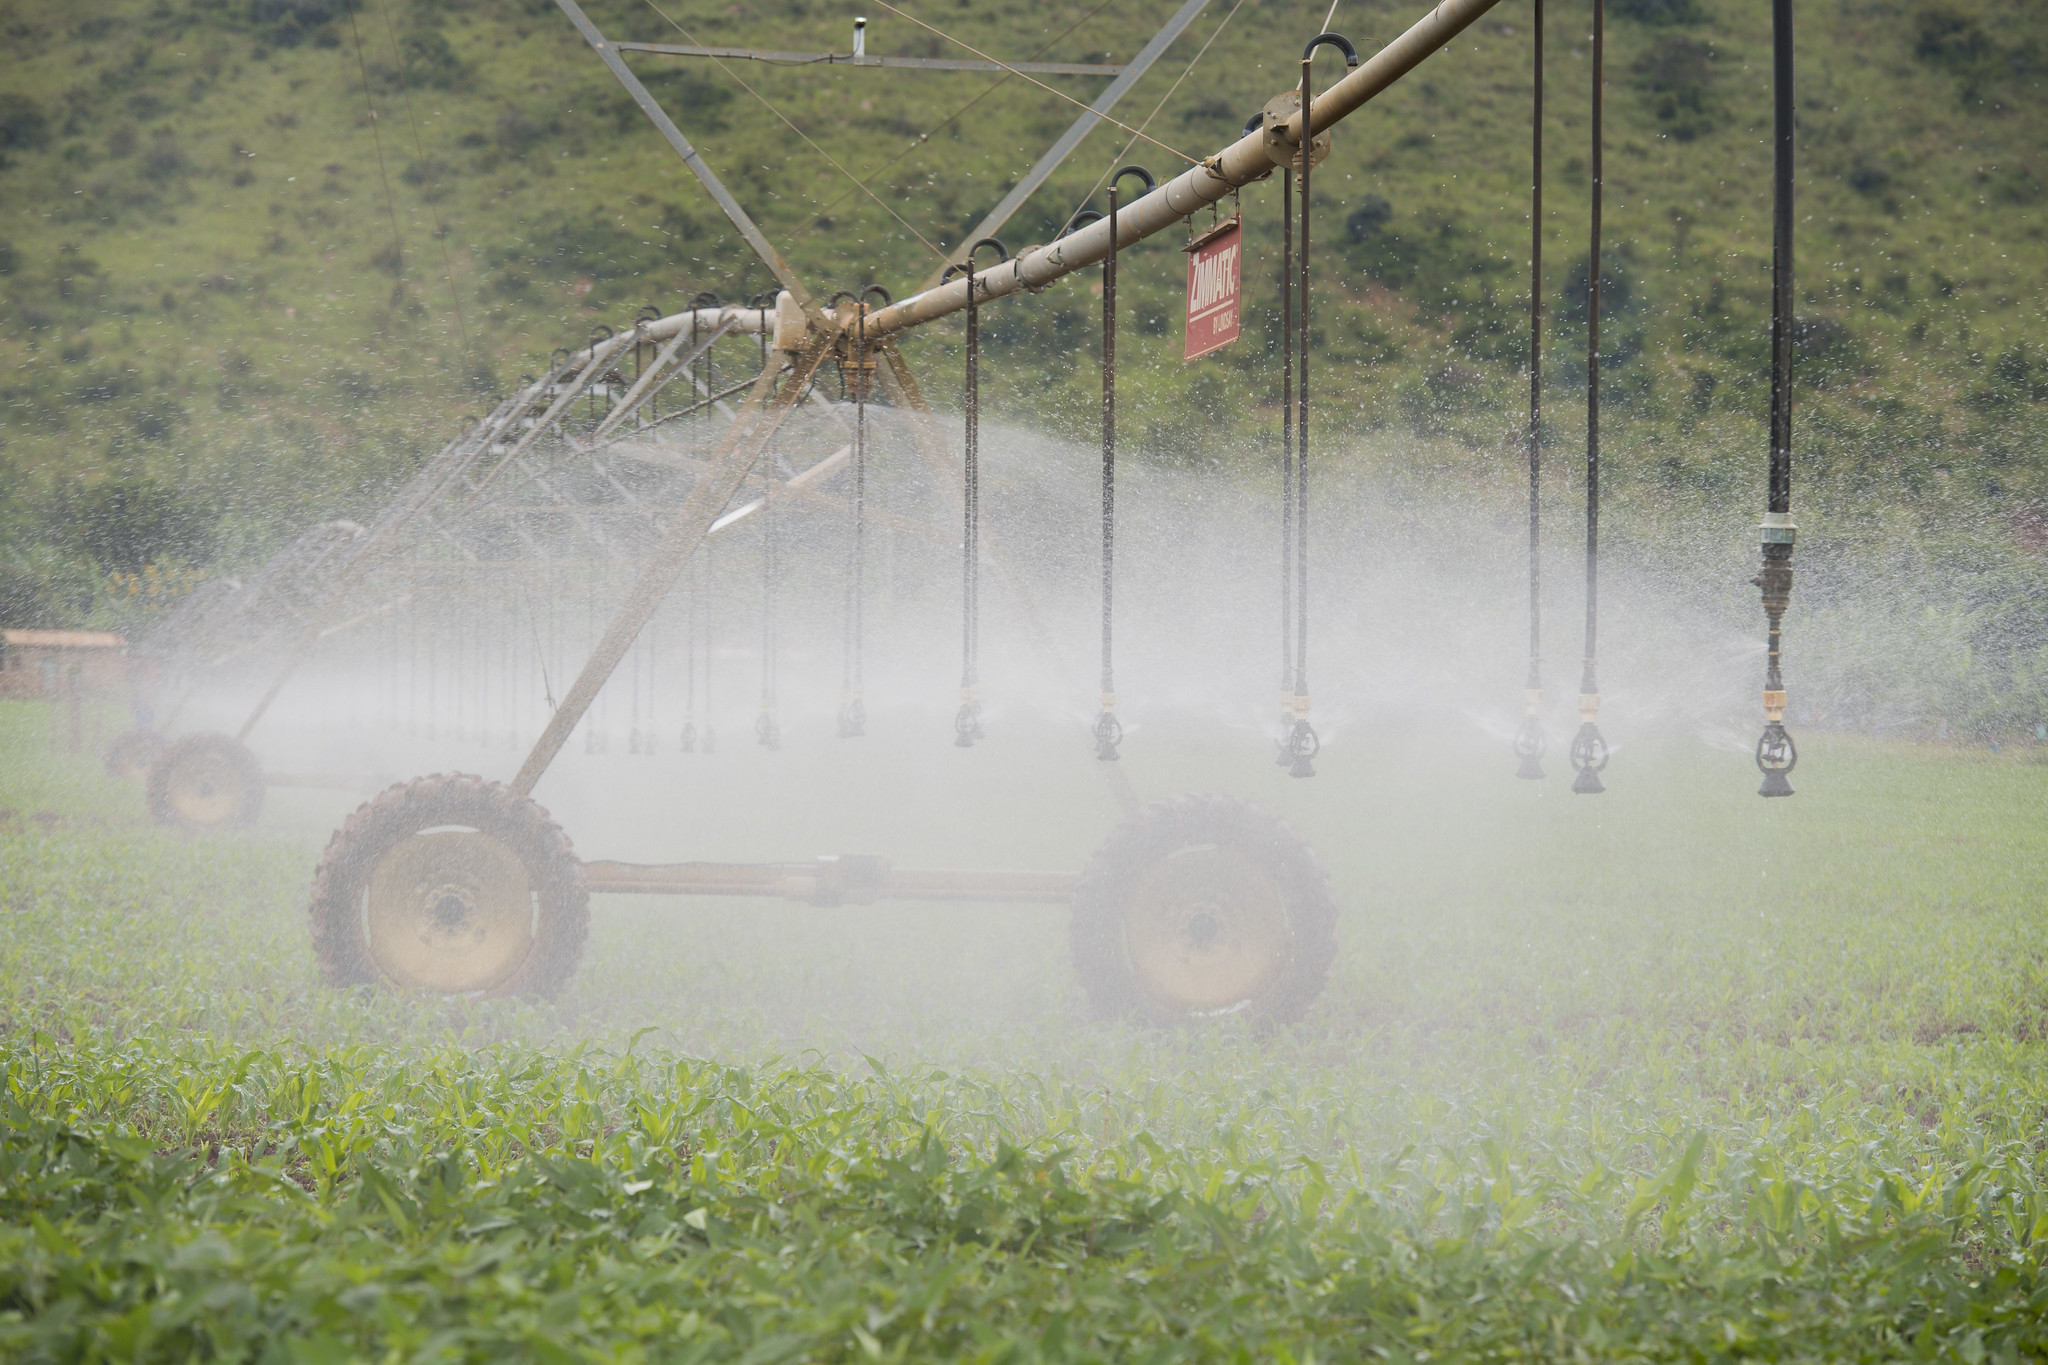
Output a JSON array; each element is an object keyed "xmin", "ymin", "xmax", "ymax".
[
  {"xmin": 168, "ymin": 753, "xmax": 245, "ymax": 826},
  {"xmin": 364, "ymin": 830, "xmax": 537, "ymax": 993},
  {"xmin": 1122, "ymin": 845, "xmax": 1287, "ymax": 1013}
]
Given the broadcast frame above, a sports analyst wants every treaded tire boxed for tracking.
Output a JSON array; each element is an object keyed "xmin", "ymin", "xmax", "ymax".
[
  {"xmin": 1070, "ymin": 793, "xmax": 1336, "ymax": 1025},
  {"xmin": 105, "ymin": 727, "xmax": 167, "ymax": 781},
  {"xmin": 308, "ymin": 773, "xmax": 588, "ymax": 1000},
  {"xmin": 145, "ymin": 732, "xmax": 265, "ymax": 830}
]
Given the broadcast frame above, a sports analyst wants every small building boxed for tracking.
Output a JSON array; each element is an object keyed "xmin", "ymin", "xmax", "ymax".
[{"xmin": 0, "ymin": 629, "xmax": 130, "ymax": 700}]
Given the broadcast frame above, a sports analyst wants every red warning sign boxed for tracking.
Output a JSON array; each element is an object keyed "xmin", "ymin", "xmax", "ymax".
[{"xmin": 1182, "ymin": 218, "xmax": 1242, "ymax": 362}]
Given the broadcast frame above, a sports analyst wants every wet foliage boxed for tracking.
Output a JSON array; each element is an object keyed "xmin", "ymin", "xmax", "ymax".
[{"xmin": 3, "ymin": 701, "xmax": 2048, "ymax": 1358}]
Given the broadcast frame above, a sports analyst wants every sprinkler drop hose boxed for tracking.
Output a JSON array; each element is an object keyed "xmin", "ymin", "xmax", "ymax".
[
  {"xmin": 1568, "ymin": 0, "xmax": 1610, "ymax": 796},
  {"xmin": 1753, "ymin": 0, "xmax": 1798, "ymax": 798}
]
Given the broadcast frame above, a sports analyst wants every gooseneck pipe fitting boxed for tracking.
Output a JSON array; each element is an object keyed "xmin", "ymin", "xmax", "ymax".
[{"xmin": 858, "ymin": 0, "xmax": 1505, "ymax": 343}]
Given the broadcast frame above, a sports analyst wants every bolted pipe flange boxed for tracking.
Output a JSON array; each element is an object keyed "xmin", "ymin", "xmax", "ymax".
[{"xmin": 1260, "ymin": 90, "xmax": 1332, "ymax": 174}]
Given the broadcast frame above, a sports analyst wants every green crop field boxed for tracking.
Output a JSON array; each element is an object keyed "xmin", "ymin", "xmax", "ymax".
[{"xmin": 6, "ymin": 697, "xmax": 2048, "ymax": 1360}]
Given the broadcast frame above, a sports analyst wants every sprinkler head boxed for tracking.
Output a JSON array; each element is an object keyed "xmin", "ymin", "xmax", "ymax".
[
  {"xmin": 755, "ymin": 711, "xmax": 780, "ymax": 751},
  {"xmin": 1285, "ymin": 718, "xmax": 1319, "ymax": 779},
  {"xmin": 680, "ymin": 722, "xmax": 696, "ymax": 753},
  {"xmin": 1568, "ymin": 722, "xmax": 1608, "ymax": 795},
  {"xmin": 837, "ymin": 697, "xmax": 866, "ymax": 739},
  {"xmin": 1513, "ymin": 712, "xmax": 1547, "ymax": 781},
  {"xmin": 954, "ymin": 702, "xmax": 983, "ymax": 748},
  {"xmin": 1755, "ymin": 720, "xmax": 1796, "ymax": 798},
  {"xmin": 1094, "ymin": 710, "xmax": 1123, "ymax": 761}
]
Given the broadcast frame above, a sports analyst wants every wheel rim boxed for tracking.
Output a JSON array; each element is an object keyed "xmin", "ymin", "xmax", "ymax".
[
  {"xmin": 364, "ymin": 828, "xmax": 537, "ymax": 993},
  {"xmin": 167, "ymin": 750, "xmax": 248, "ymax": 826},
  {"xmin": 1122, "ymin": 844, "xmax": 1288, "ymax": 1014},
  {"xmin": 113, "ymin": 740, "xmax": 158, "ymax": 781}
]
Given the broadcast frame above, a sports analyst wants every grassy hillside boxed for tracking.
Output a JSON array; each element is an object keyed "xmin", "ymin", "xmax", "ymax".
[{"xmin": 0, "ymin": 0, "xmax": 2044, "ymax": 623}]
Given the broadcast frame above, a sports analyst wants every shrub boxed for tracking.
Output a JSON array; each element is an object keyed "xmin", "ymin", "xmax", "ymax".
[
  {"xmin": 1633, "ymin": 36, "xmax": 1720, "ymax": 142},
  {"xmin": 0, "ymin": 93, "xmax": 49, "ymax": 151}
]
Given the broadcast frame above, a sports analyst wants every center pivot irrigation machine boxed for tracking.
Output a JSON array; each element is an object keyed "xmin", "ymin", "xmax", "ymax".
[{"xmin": 113, "ymin": 0, "xmax": 1803, "ymax": 1022}]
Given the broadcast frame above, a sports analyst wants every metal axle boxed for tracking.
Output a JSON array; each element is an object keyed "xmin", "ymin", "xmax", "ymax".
[{"xmin": 579, "ymin": 855, "xmax": 1078, "ymax": 905}]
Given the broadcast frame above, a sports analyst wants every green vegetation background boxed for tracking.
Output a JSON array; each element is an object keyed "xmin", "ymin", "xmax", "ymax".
[{"xmin": 0, "ymin": 0, "xmax": 2044, "ymax": 702}]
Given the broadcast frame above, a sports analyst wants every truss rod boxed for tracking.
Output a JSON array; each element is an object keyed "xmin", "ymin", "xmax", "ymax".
[
  {"xmin": 510, "ymin": 344, "xmax": 831, "ymax": 795},
  {"xmin": 588, "ymin": 315, "xmax": 737, "ymax": 445}
]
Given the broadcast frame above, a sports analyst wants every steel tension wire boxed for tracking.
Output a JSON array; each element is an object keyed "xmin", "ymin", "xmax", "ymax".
[
  {"xmin": 1285, "ymin": 33, "xmax": 1357, "ymax": 780},
  {"xmin": 946, "ymin": 239, "xmax": 1007, "ymax": 748},
  {"xmin": 1754, "ymin": 0, "xmax": 1798, "ymax": 798},
  {"xmin": 1515, "ymin": 0, "xmax": 1548, "ymax": 781},
  {"xmin": 1569, "ymin": 0, "xmax": 1610, "ymax": 796}
]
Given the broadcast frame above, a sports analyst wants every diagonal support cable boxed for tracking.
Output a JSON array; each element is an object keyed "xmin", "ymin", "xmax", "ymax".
[
  {"xmin": 914, "ymin": 0, "xmax": 1214, "ymax": 290},
  {"xmin": 553, "ymin": 0, "xmax": 823, "ymax": 324}
]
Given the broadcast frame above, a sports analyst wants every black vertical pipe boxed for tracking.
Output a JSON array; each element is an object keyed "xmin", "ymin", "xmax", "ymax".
[
  {"xmin": 1754, "ymin": 0, "xmax": 1798, "ymax": 797},
  {"xmin": 1278, "ymin": 168, "xmax": 1295, "ymax": 763},
  {"xmin": 1289, "ymin": 58, "xmax": 1316, "ymax": 780},
  {"xmin": 1094, "ymin": 171, "xmax": 1146, "ymax": 761},
  {"xmin": 951, "ymin": 242, "xmax": 1004, "ymax": 747},
  {"xmin": 1283, "ymin": 36, "xmax": 1353, "ymax": 778},
  {"xmin": 1529, "ymin": 2, "xmax": 1544, "ymax": 661},
  {"xmin": 1295, "ymin": 62, "xmax": 1311, "ymax": 720},
  {"xmin": 1583, "ymin": 0, "xmax": 1601, "ymax": 699},
  {"xmin": 842, "ymin": 298, "xmax": 868, "ymax": 738},
  {"xmin": 1516, "ymin": 0, "xmax": 1547, "ymax": 780},
  {"xmin": 961, "ymin": 274, "xmax": 979, "ymax": 743},
  {"xmin": 1098, "ymin": 185, "xmax": 1121, "ymax": 760},
  {"xmin": 1770, "ymin": 0, "xmax": 1794, "ymax": 520},
  {"xmin": 1570, "ymin": 0, "xmax": 1610, "ymax": 795},
  {"xmin": 854, "ymin": 304, "xmax": 867, "ymax": 705}
]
